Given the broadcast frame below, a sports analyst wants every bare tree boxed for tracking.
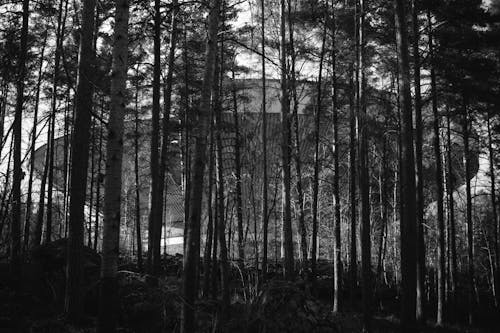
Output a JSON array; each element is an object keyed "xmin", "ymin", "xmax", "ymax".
[
  {"xmin": 280, "ymin": 0, "xmax": 294, "ymax": 280},
  {"xmin": 394, "ymin": 0, "xmax": 417, "ymax": 330},
  {"xmin": 148, "ymin": 0, "xmax": 162, "ymax": 274},
  {"xmin": 65, "ymin": 0, "xmax": 96, "ymax": 322},
  {"xmin": 412, "ymin": 0, "xmax": 426, "ymax": 322},
  {"xmin": 329, "ymin": 0, "xmax": 341, "ymax": 313},
  {"xmin": 98, "ymin": 1, "xmax": 129, "ymax": 331},
  {"xmin": 260, "ymin": 0, "xmax": 269, "ymax": 279},
  {"xmin": 427, "ymin": 10, "xmax": 445, "ymax": 325},
  {"xmin": 11, "ymin": 0, "xmax": 30, "ymax": 277},
  {"xmin": 181, "ymin": 0, "xmax": 221, "ymax": 331}
]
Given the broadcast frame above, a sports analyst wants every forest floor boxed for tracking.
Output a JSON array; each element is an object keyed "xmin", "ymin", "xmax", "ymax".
[{"xmin": 0, "ymin": 240, "xmax": 498, "ymax": 332}]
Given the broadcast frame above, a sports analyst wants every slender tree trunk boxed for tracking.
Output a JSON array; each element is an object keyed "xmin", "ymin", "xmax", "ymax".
[
  {"xmin": 94, "ymin": 109, "xmax": 103, "ymax": 251},
  {"xmin": 487, "ymin": 114, "xmax": 499, "ymax": 307},
  {"xmin": 134, "ymin": 67, "xmax": 143, "ymax": 270},
  {"xmin": 181, "ymin": 0, "xmax": 221, "ymax": 330},
  {"xmin": 65, "ymin": 0, "xmax": 96, "ymax": 322},
  {"xmin": 211, "ymin": 186, "xmax": 219, "ymax": 299},
  {"xmin": 330, "ymin": 2, "xmax": 341, "ymax": 313},
  {"xmin": 24, "ymin": 31, "xmax": 47, "ymax": 253},
  {"xmin": 33, "ymin": 117, "xmax": 51, "ymax": 247},
  {"xmin": 287, "ymin": 0, "xmax": 308, "ymax": 272},
  {"xmin": 98, "ymin": 1, "xmax": 128, "ymax": 330},
  {"xmin": 462, "ymin": 92, "xmax": 475, "ymax": 325},
  {"xmin": 63, "ymin": 93, "xmax": 72, "ymax": 237},
  {"xmin": 446, "ymin": 111, "xmax": 457, "ymax": 306},
  {"xmin": 311, "ymin": 3, "xmax": 328, "ymax": 280},
  {"xmin": 231, "ymin": 68, "xmax": 245, "ymax": 266},
  {"xmin": 157, "ymin": 0, "xmax": 179, "ymax": 270},
  {"xmin": 428, "ymin": 12, "xmax": 446, "ymax": 325},
  {"xmin": 0, "ymin": 83, "xmax": 6, "ymax": 151},
  {"xmin": 349, "ymin": 67, "xmax": 357, "ymax": 300},
  {"xmin": 46, "ymin": 0, "xmax": 68, "ymax": 244},
  {"xmin": 182, "ymin": 26, "xmax": 191, "ymax": 252},
  {"xmin": 394, "ymin": 0, "xmax": 417, "ymax": 330},
  {"xmin": 88, "ymin": 121, "xmax": 96, "ymax": 247},
  {"xmin": 355, "ymin": 0, "xmax": 372, "ymax": 329},
  {"xmin": 203, "ymin": 115, "xmax": 215, "ymax": 297},
  {"xmin": 412, "ymin": 0, "xmax": 426, "ymax": 322},
  {"xmin": 214, "ymin": 54, "xmax": 230, "ymax": 322},
  {"xmin": 280, "ymin": 0, "xmax": 294, "ymax": 280},
  {"xmin": 148, "ymin": 0, "xmax": 162, "ymax": 274},
  {"xmin": 11, "ymin": 0, "xmax": 29, "ymax": 278},
  {"xmin": 377, "ymin": 139, "xmax": 388, "ymax": 283},
  {"xmin": 260, "ymin": 0, "xmax": 269, "ymax": 280}
]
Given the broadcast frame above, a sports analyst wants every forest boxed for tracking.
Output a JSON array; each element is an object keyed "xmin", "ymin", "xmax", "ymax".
[{"xmin": 1, "ymin": 0, "xmax": 500, "ymax": 332}]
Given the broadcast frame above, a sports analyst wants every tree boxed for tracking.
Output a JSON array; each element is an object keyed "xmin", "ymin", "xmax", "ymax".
[
  {"xmin": 356, "ymin": 0, "xmax": 372, "ymax": 329},
  {"xmin": 98, "ymin": 1, "xmax": 129, "ymax": 330},
  {"xmin": 231, "ymin": 67, "xmax": 245, "ymax": 266},
  {"xmin": 487, "ymin": 112, "xmax": 499, "ymax": 307},
  {"xmin": 427, "ymin": 10, "xmax": 446, "ymax": 325},
  {"xmin": 148, "ymin": 0, "xmax": 162, "ymax": 275},
  {"xmin": 133, "ymin": 66, "xmax": 143, "ymax": 270},
  {"xmin": 311, "ymin": 2, "xmax": 328, "ymax": 280},
  {"xmin": 157, "ymin": 0, "xmax": 180, "ymax": 272},
  {"xmin": 348, "ymin": 7, "xmax": 358, "ymax": 300},
  {"xmin": 394, "ymin": 0, "xmax": 417, "ymax": 330},
  {"xmin": 412, "ymin": 0, "xmax": 426, "ymax": 322},
  {"xmin": 24, "ymin": 30, "xmax": 47, "ymax": 253},
  {"xmin": 46, "ymin": 0, "xmax": 68, "ymax": 244},
  {"xmin": 181, "ymin": 0, "xmax": 221, "ymax": 331},
  {"xmin": 330, "ymin": 1, "xmax": 341, "ymax": 313},
  {"xmin": 11, "ymin": 0, "xmax": 30, "ymax": 278},
  {"xmin": 288, "ymin": 0, "xmax": 308, "ymax": 271},
  {"xmin": 214, "ymin": 46, "xmax": 230, "ymax": 321},
  {"xmin": 65, "ymin": 0, "xmax": 96, "ymax": 322},
  {"xmin": 260, "ymin": 0, "xmax": 269, "ymax": 280},
  {"xmin": 462, "ymin": 92, "xmax": 475, "ymax": 325},
  {"xmin": 280, "ymin": 0, "xmax": 294, "ymax": 280}
]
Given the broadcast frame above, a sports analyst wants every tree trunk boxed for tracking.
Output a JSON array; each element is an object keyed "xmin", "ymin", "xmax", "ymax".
[
  {"xmin": 211, "ymin": 187, "xmax": 219, "ymax": 299},
  {"xmin": 377, "ymin": 138, "xmax": 388, "ymax": 283},
  {"xmin": 98, "ymin": 1, "xmax": 128, "ymax": 331},
  {"xmin": 330, "ymin": 2, "xmax": 341, "ymax": 313},
  {"xmin": 157, "ymin": 0, "xmax": 179, "ymax": 267},
  {"xmin": 412, "ymin": 0, "xmax": 426, "ymax": 322},
  {"xmin": 280, "ymin": 0, "xmax": 294, "ymax": 280},
  {"xmin": 134, "ymin": 67, "xmax": 143, "ymax": 270},
  {"xmin": 288, "ymin": 0, "xmax": 308, "ymax": 272},
  {"xmin": 462, "ymin": 92, "xmax": 475, "ymax": 325},
  {"xmin": 231, "ymin": 68, "xmax": 245, "ymax": 267},
  {"xmin": 355, "ymin": 0, "xmax": 372, "ymax": 329},
  {"xmin": 33, "ymin": 116, "xmax": 51, "ymax": 247},
  {"xmin": 394, "ymin": 0, "xmax": 417, "ymax": 330},
  {"xmin": 88, "ymin": 121, "xmax": 96, "ymax": 248},
  {"xmin": 202, "ymin": 115, "xmax": 215, "ymax": 297},
  {"xmin": 214, "ymin": 54, "xmax": 230, "ymax": 322},
  {"xmin": 24, "ymin": 31, "xmax": 47, "ymax": 253},
  {"xmin": 148, "ymin": 0, "xmax": 162, "ymax": 275},
  {"xmin": 94, "ymin": 107, "xmax": 104, "ymax": 251},
  {"xmin": 63, "ymin": 93, "xmax": 72, "ymax": 237},
  {"xmin": 11, "ymin": 0, "xmax": 29, "ymax": 278},
  {"xmin": 65, "ymin": 0, "xmax": 96, "ymax": 322},
  {"xmin": 311, "ymin": 3, "xmax": 328, "ymax": 280},
  {"xmin": 348, "ymin": 64, "xmax": 357, "ymax": 300},
  {"xmin": 487, "ymin": 114, "xmax": 499, "ymax": 307},
  {"xmin": 446, "ymin": 111, "xmax": 457, "ymax": 306},
  {"xmin": 428, "ymin": 11, "xmax": 446, "ymax": 325},
  {"xmin": 260, "ymin": 0, "xmax": 269, "ymax": 280},
  {"xmin": 181, "ymin": 0, "xmax": 221, "ymax": 330},
  {"xmin": 46, "ymin": 0, "xmax": 68, "ymax": 244}
]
